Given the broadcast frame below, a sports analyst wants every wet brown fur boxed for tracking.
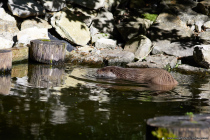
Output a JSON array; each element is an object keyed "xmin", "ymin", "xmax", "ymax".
[{"xmin": 97, "ymin": 66, "xmax": 178, "ymax": 86}]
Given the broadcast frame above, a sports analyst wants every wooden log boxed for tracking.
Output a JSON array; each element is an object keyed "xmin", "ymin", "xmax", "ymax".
[
  {"xmin": 28, "ymin": 64, "xmax": 65, "ymax": 88},
  {"xmin": 146, "ymin": 114, "xmax": 210, "ymax": 140},
  {"xmin": 30, "ymin": 39, "xmax": 66, "ymax": 65},
  {"xmin": 0, "ymin": 50, "xmax": 12, "ymax": 74}
]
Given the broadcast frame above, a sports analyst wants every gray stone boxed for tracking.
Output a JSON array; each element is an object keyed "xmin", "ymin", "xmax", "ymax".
[
  {"xmin": 127, "ymin": 54, "xmax": 177, "ymax": 69},
  {"xmin": 41, "ymin": 0, "xmax": 66, "ymax": 11},
  {"xmin": 124, "ymin": 35, "xmax": 152, "ymax": 60},
  {"xmin": 95, "ymin": 38, "xmax": 116, "ymax": 49},
  {"xmin": 51, "ymin": 9, "xmax": 90, "ymax": 46},
  {"xmin": 152, "ymin": 40, "xmax": 196, "ymax": 57},
  {"xmin": 66, "ymin": 48, "xmax": 134, "ymax": 65},
  {"xmin": 21, "ymin": 17, "xmax": 52, "ymax": 30},
  {"xmin": 193, "ymin": 45, "xmax": 210, "ymax": 68},
  {"xmin": 91, "ymin": 10, "xmax": 115, "ymax": 35},
  {"xmin": 91, "ymin": 33, "xmax": 112, "ymax": 43},
  {"xmin": 67, "ymin": 0, "xmax": 105, "ymax": 9},
  {"xmin": 8, "ymin": 0, "xmax": 45, "ymax": 18},
  {"xmin": 194, "ymin": 0, "xmax": 210, "ymax": 16},
  {"xmin": 177, "ymin": 64, "xmax": 210, "ymax": 73},
  {"xmin": 199, "ymin": 31, "xmax": 210, "ymax": 44}
]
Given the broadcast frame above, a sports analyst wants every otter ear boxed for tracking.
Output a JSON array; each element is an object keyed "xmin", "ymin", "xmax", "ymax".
[{"xmin": 110, "ymin": 69, "xmax": 113, "ymax": 72}]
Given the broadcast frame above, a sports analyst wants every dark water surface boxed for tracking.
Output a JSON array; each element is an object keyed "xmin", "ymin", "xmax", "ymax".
[{"xmin": 0, "ymin": 63, "xmax": 209, "ymax": 140}]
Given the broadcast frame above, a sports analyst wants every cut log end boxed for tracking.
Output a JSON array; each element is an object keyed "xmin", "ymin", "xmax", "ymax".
[{"xmin": 30, "ymin": 39, "xmax": 67, "ymax": 65}]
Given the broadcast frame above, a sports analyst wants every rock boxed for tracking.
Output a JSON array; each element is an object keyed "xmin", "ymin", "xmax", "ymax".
[
  {"xmin": 11, "ymin": 45, "xmax": 28, "ymax": 63},
  {"xmin": 0, "ymin": 19, "xmax": 19, "ymax": 43},
  {"xmin": 124, "ymin": 35, "xmax": 152, "ymax": 60},
  {"xmin": 198, "ymin": 31, "xmax": 210, "ymax": 44},
  {"xmin": 17, "ymin": 27, "xmax": 49, "ymax": 45},
  {"xmin": 91, "ymin": 33, "xmax": 112, "ymax": 43},
  {"xmin": 152, "ymin": 40, "xmax": 197, "ymax": 57},
  {"xmin": 48, "ymin": 32, "xmax": 74, "ymax": 52},
  {"xmin": 203, "ymin": 21, "xmax": 210, "ymax": 29},
  {"xmin": 95, "ymin": 38, "xmax": 116, "ymax": 49},
  {"xmin": 41, "ymin": 0, "xmax": 66, "ymax": 11},
  {"xmin": 177, "ymin": 64, "xmax": 210, "ymax": 73},
  {"xmin": 21, "ymin": 17, "xmax": 52, "ymax": 30},
  {"xmin": 51, "ymin": 9, "xmax": 90, "ymax": 46},
  {"xmin": 193, "ymin": 45, "xmax": 210, "ymax": 68},
  {"xmin": 0, "ymin": 8, "xmax": 16, "ymax": 22},
  {"xmin": 0, "ymin": 37, "xmax": 14, "ymax": 49},
  {"xmin": 129, "ymin": 0, "xmax": 145, "ymax": 9},
  {"xmin": 116, "ymin": 18, "xmax": 153, "ymax": 41},
  {"xmin": 67, "ymin": 0, "xmax": 105, "ymax": 9},
  {"xmin": 150, "ymin": 13, "xmax": 193, "ymax": 42},
  {"xmin": 127, "ymin": 54, "xmax": 177, "ymax": 69},
  {"xmin": 8, "ymin": 0, "xmax": 45, "ymax": 18},
  {"xmin": 66, "ymin": 48, "xmax": 134, "ymax": 65},
  {"xmin": 91, "ymin": 9, "xmax": 115, "ymax": 35},
  {"xmin": 194, "ymin": 0, "xmax": 210, "ymax": 16}
]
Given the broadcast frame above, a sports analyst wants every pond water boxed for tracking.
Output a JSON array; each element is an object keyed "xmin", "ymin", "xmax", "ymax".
[{"xmin": 0, "ymin": 62, "xmax": 209, "ymax": 140}]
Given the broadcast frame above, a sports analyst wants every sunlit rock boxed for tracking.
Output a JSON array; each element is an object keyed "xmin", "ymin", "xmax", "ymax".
[
  {"xmin": 8, "ymin": 0, "xmax": 45, "ymax": 18},
  {"xmin": 17, "ymin": 27, "xmax": 49, "ymax": 45},
  {"xmin": 41, "ymin": 0, "xmax": 66, "ymax": 12},
  {"xmin": 95, "ymin": 38, "xmax": 116, "ymax": 49},
  {"xmin": 0, "ymin": 37, "xmax": 14, "ymax": 49},
  {"xmin": 11, "ymin": 45, "xmax": 28, "ymax": 63},
  {"xmin": 21, "ymin": 17, "xmax": 52, "ymax": 30},
  {"xmin": 124, "ymin": 35, "xmax": 152, "ymax": 60},
  {"xmin": 51, "ymin": 9, "xmax": 90, "ymax": 46}
]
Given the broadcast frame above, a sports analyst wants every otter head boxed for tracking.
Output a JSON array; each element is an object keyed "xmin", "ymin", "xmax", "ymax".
[{"xmin": 97, "ymin": 66, "xmax": 120, "ymax": 78}]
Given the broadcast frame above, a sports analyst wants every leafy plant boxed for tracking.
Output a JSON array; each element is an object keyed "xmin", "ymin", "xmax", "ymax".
[
  {"xmin": 152, "ymin": 128, "xmax": 176, "ymax": 140},
  {"xmin": 143, "ymin": 13, "xmax": 158, "ymax": 22}
]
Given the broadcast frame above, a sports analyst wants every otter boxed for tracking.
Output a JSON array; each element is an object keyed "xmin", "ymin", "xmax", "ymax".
[{"xmin": 97, "ymin": 66, "xmax": 178, "ymax": 86}]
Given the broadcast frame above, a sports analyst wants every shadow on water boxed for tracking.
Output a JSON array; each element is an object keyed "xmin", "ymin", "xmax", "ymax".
[{"xmin": 0, "ymin": 63, "xmax": 210, "ymax": 139}]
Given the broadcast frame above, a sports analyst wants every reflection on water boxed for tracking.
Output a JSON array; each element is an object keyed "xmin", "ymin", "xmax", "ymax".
[{"xmin": 0, "ymin": 63, "xmax": 210, "ymax": 139}]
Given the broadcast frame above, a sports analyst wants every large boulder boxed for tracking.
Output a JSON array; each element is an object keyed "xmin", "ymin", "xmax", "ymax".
[
  {"xmin": 17, "ymin": 27, "xmax": 49, "ymax": 45},
  {"xmin": 124, "ymin": 35, "xmax": 152, "ymax": 60},
  {"xmin": 51, "ymin": 9, "xmax": 90, "ymax": 46},
  {"xmin": 8, "ymin": 0, "xmax": 45, "ymax": 18},
  {"xmin": 67, "ymin": 0, "xmax": 105, "ymax": 9},
  {"xmin": 149, "ymin": 13, "xmax": 195, "ymax": 57},
  {"xmin": 0, "ymin": 37, "xmax": 14, "ymax": 49},
  {"xmin": 198, "ymin": 31, "xmax": 210, "ymax": 44},
  {"xmin": 41, "ymin": 0, "xmax": 66, "ymax": 11}
]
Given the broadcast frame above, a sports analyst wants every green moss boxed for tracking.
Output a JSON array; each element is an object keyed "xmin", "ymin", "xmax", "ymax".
[
  {"xmin": 143, "ymin": 13, "xmax": 158, "ymax": 22},
  {"xmin": 40, "ymin": 39, "xmax": 51, "ymax": 42}
]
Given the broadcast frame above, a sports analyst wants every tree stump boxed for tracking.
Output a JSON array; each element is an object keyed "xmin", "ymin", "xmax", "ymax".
[
  {"xmin": 146, "ymin": 114, "xmax": 210, "ymax": 140},
  {"xmin": 30, "ymin": 39, "xmax": 66, "ymax": 65},
  {"xmin": 0, "ymin": 75, "xmax": 11, "ymax": 95},
  {"xmin": 0, "ymin": 50, "xmax": 12, "ymax": 74}
]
